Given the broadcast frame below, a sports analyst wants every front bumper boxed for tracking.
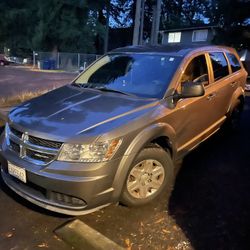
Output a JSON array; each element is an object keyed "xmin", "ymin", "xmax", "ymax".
[{"xmin": 0, "ymin": 139, "xmax": 121, "ymax": 215}]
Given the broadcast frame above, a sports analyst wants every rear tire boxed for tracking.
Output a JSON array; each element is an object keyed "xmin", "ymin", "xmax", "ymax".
[
  {"xmin": 0, "ymin": 61, "xmax": 5, "ymax": 66},
  {"xmin": 120, "ymin": 146, "xmax": 174, "ymax": 207},
  {"xmin": 226, "ymin": 100, "xmax": 243, "ymax": 131}
]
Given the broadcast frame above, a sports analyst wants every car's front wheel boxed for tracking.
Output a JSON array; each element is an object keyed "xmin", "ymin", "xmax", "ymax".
[
  {"xmin": 0, "ymin": 61, "xmax": 5, "ymax": 66},
  {"xmin": 120, "ymin": 145, "xmax": 174, "ymax": 206}
]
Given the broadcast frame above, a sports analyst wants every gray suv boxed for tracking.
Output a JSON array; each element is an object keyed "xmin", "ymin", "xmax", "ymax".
[{"xmin": 0, "ymin": 45, "xmax": 247, "ymax": 215}]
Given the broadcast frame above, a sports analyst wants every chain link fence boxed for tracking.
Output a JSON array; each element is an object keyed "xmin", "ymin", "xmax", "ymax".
[{"xmin": 33, "ymin": 51, "xmax": 101, "ymax": 72}]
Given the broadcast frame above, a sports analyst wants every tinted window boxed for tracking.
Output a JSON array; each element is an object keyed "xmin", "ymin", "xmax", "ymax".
[
  {"xmin": 226, "ymin": 53, "xmax": 241, "ymax": 73},
  {"xmin": 209, "ymin": 52, "xmax": 229, "ymax": 81},
  {"xmin": 181, "ymin": 55, "xmax": 208, "ymax": 85},
  {"xmin": 74, "ymin": 54, "xmax": 181, "ymax": 98}
]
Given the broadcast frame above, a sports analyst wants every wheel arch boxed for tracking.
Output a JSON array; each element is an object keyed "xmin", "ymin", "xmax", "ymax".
[
  {"xmin": 227, "ymin": 87, "xmax": 245, "ymax": 116},
  {"xmin": 111, "ymin": 123, "xmax": 176, "ymax": 200}
]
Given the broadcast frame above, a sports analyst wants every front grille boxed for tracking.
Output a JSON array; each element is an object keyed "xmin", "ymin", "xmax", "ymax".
[
  {"xmin": 29, "ymin": 135, "xmax": 62, "ymax": 149},
  {"xmin": 10, "ymin": 140, "xmax": 20, "ymax": 153},
  {"xmin": 10, "ymin": 127, "xmax": 22, "ymax": 138},
  {"xmin": 26, "ymin": 149, "xmax": 55, "ymax": 163},
  {"xmin": 7, "ymin": 125, "xmax": 62, "ymax": 165}
]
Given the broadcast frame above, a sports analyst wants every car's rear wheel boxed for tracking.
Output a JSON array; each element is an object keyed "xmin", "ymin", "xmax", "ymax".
[
  {"xmin": 120, "ymin": 145, "xmax": 174, "ymax": 206},
  {"xmin": 226, "ymin": 99, "xmax": 243, "ymax": 131},
  {"xmin": 0, "ymin": 61, "xmax": 5, "ymax": 66}
]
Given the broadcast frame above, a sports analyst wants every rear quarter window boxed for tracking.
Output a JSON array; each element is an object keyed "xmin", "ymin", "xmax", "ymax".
[
  {"xmin": 226, "ymin": 53, "xmax": 241, "ymax": 73},
  {"xmin": 209, "ymin": 52, "xmax": 229, "ymax": 81}
]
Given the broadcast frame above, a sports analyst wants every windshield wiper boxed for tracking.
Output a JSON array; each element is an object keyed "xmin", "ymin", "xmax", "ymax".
[
  {"xmin": 71, "ymin": 83, "xmax": 96, "ymax": 88},
  {"xmin": 94, "ymin": 87, "xmax": 135, "ymax": 97},
  {"xmin": 72, "ymin": 83, "xmax": 136, "ymax": 97}
]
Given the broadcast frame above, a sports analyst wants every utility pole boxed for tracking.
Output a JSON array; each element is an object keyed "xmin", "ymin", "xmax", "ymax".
[
  {"xmin": 139, "ymin": 0, "xmax": 145, "ymax": 45},
  {"xmin": 151, "ymin": 4, "xmax": 156, "ymax": 45},
  {"xmin": 104, "ymin": 0, "xmax": 110, "ymax": 53},
  {"xmin": 133, "ymin": 0, "xmax": 142, "ymax": 45},
  {"xmin": 151, "ymin": 0, "xmax": 161, "ymax": 45}
]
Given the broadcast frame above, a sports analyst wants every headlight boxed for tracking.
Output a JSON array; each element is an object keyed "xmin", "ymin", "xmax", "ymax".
[{"xmin": 58, "ymin": 139, "xmax": 122, "ymax": 163}]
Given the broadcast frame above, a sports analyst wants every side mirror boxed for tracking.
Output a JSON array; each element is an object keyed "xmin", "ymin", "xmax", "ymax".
[{"xmin": 179, "ymin": 81, "xmax": 205, "ymax": 99}]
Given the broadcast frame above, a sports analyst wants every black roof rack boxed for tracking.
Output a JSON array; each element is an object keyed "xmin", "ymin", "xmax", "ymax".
[{"xmin": 109, "ymin": 44, "xmax": 209, "ymax": 56}]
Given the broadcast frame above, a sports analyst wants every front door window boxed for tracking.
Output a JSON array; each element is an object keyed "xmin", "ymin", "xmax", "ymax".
[{"xmin": 181, "ymin": 54, "xmax": 209, "ymax": 86}]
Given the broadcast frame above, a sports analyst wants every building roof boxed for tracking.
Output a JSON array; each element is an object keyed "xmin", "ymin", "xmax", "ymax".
[{"xmin": 160, "ymin": 25, "xmax": 218, "ymax": 33}]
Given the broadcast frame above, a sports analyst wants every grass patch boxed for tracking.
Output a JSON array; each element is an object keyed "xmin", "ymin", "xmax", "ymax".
[{"xmin": 0, "ymin": 88, "xmax": 54, "ymax": 108}]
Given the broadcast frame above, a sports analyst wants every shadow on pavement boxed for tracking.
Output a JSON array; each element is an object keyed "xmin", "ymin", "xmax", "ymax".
[{"xmin": 169, "ymin": 96, "xmax": 250, "ymax": 250}]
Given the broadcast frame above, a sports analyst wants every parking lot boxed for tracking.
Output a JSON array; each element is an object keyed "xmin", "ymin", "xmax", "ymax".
[
  {"xmin": 0, "ymin": 66, "xmax": 76, "ymax": 101},
  {"xmin": 0, "ymin": 67, "xmax": 250, "ymax": 250}
]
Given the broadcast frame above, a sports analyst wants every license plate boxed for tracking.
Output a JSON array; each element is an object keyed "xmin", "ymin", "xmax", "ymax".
[{"xmin": 8, "ymin": 162, "xmax": 27, "ymax": 183}]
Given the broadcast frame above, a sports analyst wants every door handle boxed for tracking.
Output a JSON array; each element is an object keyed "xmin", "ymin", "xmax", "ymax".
[
  {"xmin": 230, "ymin": 82, "xmax": 237, "ymax": 87},
  {"xmin": 207, "ymin": 93, "xmax": 216, "ymax": 101}
]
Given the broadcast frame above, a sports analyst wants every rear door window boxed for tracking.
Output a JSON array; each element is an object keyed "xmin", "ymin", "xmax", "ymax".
[
  {"xmin": 209, "ymin": 52, "xmax": 229, "ymax": 81},
  {"xmin": 226, "ymin": 53, "xmax": 241, "ymax": 73}
]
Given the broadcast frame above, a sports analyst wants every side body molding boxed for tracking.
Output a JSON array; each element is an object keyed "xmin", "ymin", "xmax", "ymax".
[{"xmin": 111, "ymin": 123, "xmax": 176, "ymax": 200}]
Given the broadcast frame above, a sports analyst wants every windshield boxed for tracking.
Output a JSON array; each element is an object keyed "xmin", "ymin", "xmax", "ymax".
[{"xmin": 74, "ymin": 53, "xmax": 181, "ymax": 98}]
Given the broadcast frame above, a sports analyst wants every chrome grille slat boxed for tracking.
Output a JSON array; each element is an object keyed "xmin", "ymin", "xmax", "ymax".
[
  {"xmin": 26, "ymin": 149, "xmax": 55, "ymax": 162},
  {"xmin": 7, "ymin": 125, "xmax": 62, "ymax": 165},
  {"xmin": 29, "ymin": 135, "xmax": 62, "ymax": 149}
]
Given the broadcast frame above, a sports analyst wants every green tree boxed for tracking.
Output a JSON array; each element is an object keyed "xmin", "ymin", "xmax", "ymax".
[
  {"xmin": 0, "ymin": 0, "xmax": 108, "ymax": 55},
  {"xmin": 204, "ymin": 0, "xmax": 250, "ymax": 48}
]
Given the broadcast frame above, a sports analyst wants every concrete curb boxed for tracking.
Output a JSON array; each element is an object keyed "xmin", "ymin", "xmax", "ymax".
[{"xmin": 55, "ymin": 219, "xmax": 125, "ymax": 250}]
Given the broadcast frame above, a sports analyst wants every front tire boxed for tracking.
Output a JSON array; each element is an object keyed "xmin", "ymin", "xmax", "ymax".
[{"xmin": 120, "ymin": 146, "xmax": 174, "ymax": 207}]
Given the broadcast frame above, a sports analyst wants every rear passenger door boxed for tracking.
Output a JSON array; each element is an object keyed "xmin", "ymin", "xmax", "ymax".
[
  {"xmin": 226, "ymin": 52, "xmax": 245, "ymax": 94},
  {"xmin": 207, "ymin": 52, "xmax": 235, "ymax": 121}
]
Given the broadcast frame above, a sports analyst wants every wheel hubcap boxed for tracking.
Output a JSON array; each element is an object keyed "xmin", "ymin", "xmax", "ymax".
[{"xmin": 127, "ymin": 159, "xmax": 165, "ymax": 199}]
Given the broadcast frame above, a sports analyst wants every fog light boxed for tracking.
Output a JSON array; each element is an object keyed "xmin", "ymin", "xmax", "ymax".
[{"xmin": 49, "ymin": 191, "xmax": 86, "ymax": 207}]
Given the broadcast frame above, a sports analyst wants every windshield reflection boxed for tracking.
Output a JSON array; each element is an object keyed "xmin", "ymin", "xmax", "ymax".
[{"xmin": 74, "ymin": 54, "xmax": 181, "ymax": 98}]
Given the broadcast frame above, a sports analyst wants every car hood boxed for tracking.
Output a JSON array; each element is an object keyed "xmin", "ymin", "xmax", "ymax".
[{"xmin": 9, "ymin": 85, "xmax": 157, "ymax": 140}]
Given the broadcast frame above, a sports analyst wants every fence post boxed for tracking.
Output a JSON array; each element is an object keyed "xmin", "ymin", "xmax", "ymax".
[
  {"xmin": 57, "ymin": 52, "xmax": 60, "ymax": 69},
  {"xmin": 83, "ymin": 62, "xmax": 87, "ymax": 71},
  {"xmin": 33, "ymin": 51, "xmax": 36, "ymax": 68},
  {"xmin": 78, "ymin": 53, "xmax": 80, "ymax": 69}
]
